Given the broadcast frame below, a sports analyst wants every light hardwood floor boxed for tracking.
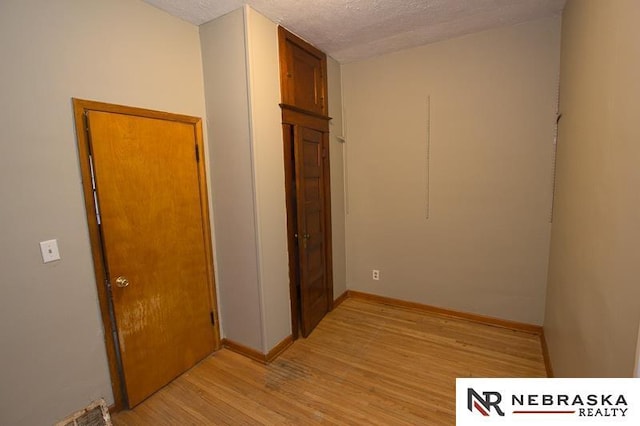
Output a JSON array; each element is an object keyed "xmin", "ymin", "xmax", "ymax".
[{"xmin": 113, "ymin": 298, "xmax": 546, "ymax": 425}]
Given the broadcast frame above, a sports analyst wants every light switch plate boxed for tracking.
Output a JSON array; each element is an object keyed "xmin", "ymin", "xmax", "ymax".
[{"xmin": 40, "ymin": 239, "xmax": 61, "ymax": 263}]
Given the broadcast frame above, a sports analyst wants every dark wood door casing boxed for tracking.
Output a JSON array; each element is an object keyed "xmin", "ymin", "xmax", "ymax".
[
  {"xmin": 279, "ymin": 26, "xmax": 333, "ymax": 338},
  {"xmin": 282, "ymin": 123, "xmax": 301, "ymax": 339}
]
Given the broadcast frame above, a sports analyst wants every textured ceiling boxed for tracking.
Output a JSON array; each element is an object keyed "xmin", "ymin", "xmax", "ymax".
[{"xmin": 143, "ymin": 0, "xmax": 565, "ymax": 62}]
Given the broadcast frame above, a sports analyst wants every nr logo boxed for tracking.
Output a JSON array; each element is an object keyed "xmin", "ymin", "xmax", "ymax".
[{"xmin": 468, "ymin": 388, "xmax": 505, "ymax": 416}]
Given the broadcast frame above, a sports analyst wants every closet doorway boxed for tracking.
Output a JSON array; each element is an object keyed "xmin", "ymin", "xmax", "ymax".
[{"xmin": 279, "ymin": 27, "xmax": 334, "ymax": 339}]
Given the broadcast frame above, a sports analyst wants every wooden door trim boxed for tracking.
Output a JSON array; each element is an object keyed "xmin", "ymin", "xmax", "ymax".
[
  {"xmin": 72, "ymin": 98, "xmax": 220, "ymax": 410},
  {"xmin": 282, "ymin": 123, "xmax": 299, "ymax": 340},
  {"xmin": 280, "ymin": 103, "xmax": 331, "ymax": 121},
  {"xmin": 322, "ymin": 130, "xmax": 334, "ymax": 310},
  {"xmin": 281, "ymin": 105, "xmax": 329, "ymax": 132}
]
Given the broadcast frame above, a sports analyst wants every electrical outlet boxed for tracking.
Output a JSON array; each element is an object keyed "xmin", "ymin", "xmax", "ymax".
[{"xmin": 372, "ymin": 269, "xmax": 380, "ymax": 280}]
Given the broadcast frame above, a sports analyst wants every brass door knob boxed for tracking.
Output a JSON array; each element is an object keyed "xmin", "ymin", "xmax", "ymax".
[{"xmin": 115, "ymin": 276, "xmax": 130, "ymax": 288}]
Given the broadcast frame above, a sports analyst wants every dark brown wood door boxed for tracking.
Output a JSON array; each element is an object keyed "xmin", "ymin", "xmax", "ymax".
[
  {"xmin": 279, "ymin": 27, "xmax": 327, "ymax": 116},
  {"xmin": 294, "ymin": 126, "xmax": 329, "ymax": 336},
  {"xmin": 86, "ymin": 110, "xmax": 216, "ymax": 407}
]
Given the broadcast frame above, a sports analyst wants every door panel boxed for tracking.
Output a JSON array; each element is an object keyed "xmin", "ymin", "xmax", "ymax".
[
  {"xmin": 291, "ymin": 43, "xmax": 323, "ymax": 114},
  {"xmin": 279, "ymin": 27, "xmax": 327, "ymax": 116},
  {"xmin": 87, "ymin": 111, "xmax": 215, "ymax": 406},
  {"xmin": 294, "ymin": 126, "xmax": 329, "ymax": 336}
]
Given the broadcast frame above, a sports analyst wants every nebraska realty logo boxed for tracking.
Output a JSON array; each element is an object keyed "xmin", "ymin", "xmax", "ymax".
[
  {"xmin": 468, "ymin": 389, "xmax": 505, "ymax": 416},
  {"xmin": 456, "ymin": 379, "xmax": 639, "ymax": 425}
]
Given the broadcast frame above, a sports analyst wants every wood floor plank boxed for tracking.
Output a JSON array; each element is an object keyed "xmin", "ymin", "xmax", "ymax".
[{"xmin": 113, "ymin": 297, "xmax": 546, "ymax": 425}]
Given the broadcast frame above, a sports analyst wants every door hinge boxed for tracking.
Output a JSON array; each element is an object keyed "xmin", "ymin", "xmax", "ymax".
[
  {"xmin": 195, "ymin": 144, "xmax": 200, "ymax": 163},
  {"xmin": 210, "ymin": 311, "xmax": 215, "ymax": 326},
  {"xmin": 83, "ymin": 111, "xmax": 90, "ymax": 132}
]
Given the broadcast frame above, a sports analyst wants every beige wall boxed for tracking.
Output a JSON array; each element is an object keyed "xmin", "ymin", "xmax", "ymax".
[
  {"xmin": 544, "ymin": 0, "xmax": 640, "ymax": 376},
  {"xmin": 200, "ymin": 7, "xmax": 348, "ymax": 352},
  {"xmin": 342, "ymin": 17, "xmax": 561, "ymax": 325},
  {"xmin": 201, "ymin": 6, "xmax": 296, "ymax": 353},
  {"xmin": 0, "ymin": 0, "xmax": 208, "ymax": 424},
  {"xmin": 244, "ymin": 6, "xmax": 291, "ymax": 351},
  {"xmin": 200, "ymin": 9, "xmax": 263, "ymax": 350},
  {"xmin": 327, "ymin": 57, "xmax": 348, "ymax": 299}
]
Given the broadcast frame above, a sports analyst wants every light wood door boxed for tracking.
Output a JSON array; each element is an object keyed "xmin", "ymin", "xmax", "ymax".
[
  {"xmin": 85, "ymin": 109, "xmax": 216, "ymax": 407},
  {"xmin": 294, "ymin": 126, "xmax": 330, "ymax": 336}
]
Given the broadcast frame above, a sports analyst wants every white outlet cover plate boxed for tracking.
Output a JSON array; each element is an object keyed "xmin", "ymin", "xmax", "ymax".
[{"xmin": 40, "ymin": 239, "xmax": 61, "ymax": 263}]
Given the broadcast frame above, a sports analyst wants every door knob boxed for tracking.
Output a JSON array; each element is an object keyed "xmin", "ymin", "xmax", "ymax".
[{"xmin": 115, "ymin": 276, "xmax": 130, "ymax": 288}]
